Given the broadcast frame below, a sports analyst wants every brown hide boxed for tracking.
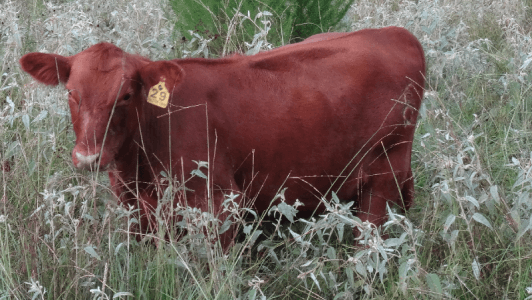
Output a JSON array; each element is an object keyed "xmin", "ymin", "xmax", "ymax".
[{"xmin": 20, "ymin": 26, "xmax": 425, "ymax": 247}]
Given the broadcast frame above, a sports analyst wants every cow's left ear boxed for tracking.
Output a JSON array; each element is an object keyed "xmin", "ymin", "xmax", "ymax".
[{"xmin": 138, "ymin": 61, "xmax": 184, "ymax": 94}]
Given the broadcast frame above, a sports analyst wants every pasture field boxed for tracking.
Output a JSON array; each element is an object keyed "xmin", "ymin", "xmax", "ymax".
[{"xmin": 1, "ymin": 0, "xmax": 532, "ymax": 298}]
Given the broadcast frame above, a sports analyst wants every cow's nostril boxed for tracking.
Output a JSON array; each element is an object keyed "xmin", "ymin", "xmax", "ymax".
[{"xmin": 75, "ymin": 152, "xmax": 100, "ymax": 168}]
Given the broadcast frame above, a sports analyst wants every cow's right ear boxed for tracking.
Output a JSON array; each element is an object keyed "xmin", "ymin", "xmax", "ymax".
[
  {"xmin": 19, "ymin": 53, "xmax": 70, "ymax": 86},
  {"xmin": 138, "ymin": 61, "xmax": 184, "ymax": 94}
]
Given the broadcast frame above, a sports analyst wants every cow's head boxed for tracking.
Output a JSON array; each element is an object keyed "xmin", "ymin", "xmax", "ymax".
[{"xmin": 19, "ymin": 43, "xmax": 184, "ymax": 170}]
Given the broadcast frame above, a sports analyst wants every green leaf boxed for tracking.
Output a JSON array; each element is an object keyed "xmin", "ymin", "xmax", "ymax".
[
  {"xmin": 465, "ymin": 196, "xmax": 479, "ymax": 208},
  {"xmin": 336, "ymin": 214, "xmax": 358, "ymax": 226},
  {"xmin": 28, "ymin": 159, "xmax": 36, "ymax": 176},
  {"xmin": 5, "ymin": 141, "xmax": 20, "ymax": 159},
  {"xmin": 511, "ymin": 210, "xmax": 521, "ymax": 226},
  {"xmin": 377, "ymin": 245, "xmax": 388, "ymax": 261},
  {"xmin": 301, "ymin": 260, "xmax": 313, "ymax": 268},
  {"xmin": 243, "ymin": 224, "xmax": 253, "ymax": 235},
  {"xmin": 472, "ymin": 213, "xmax": 493, "ymax": 230},
  {"xmin": 472, "ymin": 258, "xmax": 481, "ymax": 280},
  {"xmin": 378, "ymin": 259, "xmax": 386, "ymax": 283},
  {"xmin": 114, "ymin": 243, "xmax": 124, "ymax": 256},
  {"xmin": 83, "ymin": 214, "xmax": 95, "ymax": 221},
  {"xmin": 398, "ymin": 260, "xmax": 409, "ymax": 283},
  {"xmin": 331, "ymin": 191, "xmax": 340, "ymax": 204},
  {"xmin": 425, "ymin": 273, "xmax": 443, "ymax": 299},
  {"xmin": 516, "ymin": 218, "xmax": 531, "ymax": 241},
  {"xmin": 490, "ymin": 185, "xmax": 500, "ymax": 204},
  {"xmin": 288, "ymin": 228, "xmax": 302, "ymax": 243},
  {"xmin": 113, "ymin": 292, "xmax": 134, "ymax": 298},
  {"xmin": 246, "ymin": 288, "xmax": 257, "ymax": 300},
  {"xmin": 336, "ymin": 223, "xmax": 344, "ymax": 241},
  {"xmin": 355, "ymin": 262, "xmax": 367, "ymax": 277},
  {"xmin": 32, "ymin": 110, "xmax": 48, "ymax": 123},
  {"xmin": 241, "ymin": 208, "xmax": 257, "ymax": 219},
  {"xmin": 192, "ymin": 160, "xmax": 208, "ymax": 168},
  {"xmin": 443, "ymin": 229, "xmax": 459, "ymax": 246},
  {"xmin": 22, "ymin": 114, "xmax": 30, "ymax": 131},
  {"xmin": 190, "ymin": 168, "xmax": 207, "ymax": 179},
  {"xmin": 346, "ymin": 266, "xmax": 355, "ymax": 285},
  {"xmin": 84, "ymin": 246, "xmax": 101, "ymax": 260},
  {"xmin": 309, "ymin": 273, "xmax": 321, "ymax": 291},
  {"xmin": 219, "ymin": 218, "xmax": 232, "ymax": 234},
  {"xmin": 443, "ymin": 213, "xmax": 455, "ymax": 232},
  {"xmin": 5, "ymin": 96, "xmax": 14, "ymax": 114},
  {"xmin": 384, "ymin": 236, "xmax": 404, "ymax": 248},
  {"xmin": 326, "ymin": 247, "xmax": 336, "ymax": 260},
  {"xmin": 277, "ymin": 201, "xmax": 298, "ymax": 223},
  {"xmin": 249, "ymin": 230, "xmax": 262, "ymax": 246}
]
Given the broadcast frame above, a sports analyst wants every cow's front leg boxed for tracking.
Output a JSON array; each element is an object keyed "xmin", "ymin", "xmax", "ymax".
[
  {"xmin": 179, "ymin": 168, "xmax": 243, "ymax": 251},
  {"xmin": 108, "ymin": 171, "xmax": 159, "ymax": 239}
]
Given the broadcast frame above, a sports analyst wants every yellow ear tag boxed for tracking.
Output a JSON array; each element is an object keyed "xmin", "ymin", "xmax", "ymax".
[{"xmin": 147, "ymin": 79, "xmax": 169, "ymax": 108}]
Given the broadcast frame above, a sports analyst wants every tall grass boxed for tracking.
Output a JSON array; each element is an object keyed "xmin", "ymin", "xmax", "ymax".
[{"xmin": 2, "ymin": 0, "xmax": 532, "ymax": 299}]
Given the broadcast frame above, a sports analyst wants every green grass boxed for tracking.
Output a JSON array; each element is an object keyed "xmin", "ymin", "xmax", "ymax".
[{"xmin": 2, "ymin": 0, "xmax": 532, "ymax": 299}]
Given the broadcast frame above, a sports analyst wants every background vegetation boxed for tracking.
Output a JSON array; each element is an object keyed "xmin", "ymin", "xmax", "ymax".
[
  {"xmin": 1, "ymin": 0, "xmax": 532, "ymax": 299},
  {"xmin": 170, "ymin": 0, "xmax": 354, "ymax": 56}
]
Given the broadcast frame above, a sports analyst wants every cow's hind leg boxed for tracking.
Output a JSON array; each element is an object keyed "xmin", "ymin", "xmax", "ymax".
[
  {"xmin": 355, "ymin": 169, "xmax": 410, "ymax": 233},
  {"xmin": 400, "ymin": 168, "xmax": 414, "ymax": 212}
]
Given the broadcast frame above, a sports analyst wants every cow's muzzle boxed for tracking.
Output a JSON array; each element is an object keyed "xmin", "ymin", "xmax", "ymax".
[{"xmin": 74, "ymin": 151, "xmax": 100, "ymax": 169}]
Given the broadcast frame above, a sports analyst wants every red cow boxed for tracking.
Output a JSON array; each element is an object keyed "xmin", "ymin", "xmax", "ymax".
[{"xmin": 20, "ymin": 26, "xmax": 425, "ymax": 247}]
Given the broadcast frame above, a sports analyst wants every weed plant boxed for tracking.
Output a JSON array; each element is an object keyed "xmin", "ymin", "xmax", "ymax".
[
  {"xmin": 170, "ymin": 0, "xmax": 354, "ymax": 56},
  {"xmin": 1, "ymin": 0, "xmax": 532, "ymax": 299}
]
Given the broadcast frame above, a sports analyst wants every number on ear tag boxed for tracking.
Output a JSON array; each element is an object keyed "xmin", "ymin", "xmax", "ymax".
[{"xmin": 147, "ymin": 79, "xmax": 169, "ymax": 108}]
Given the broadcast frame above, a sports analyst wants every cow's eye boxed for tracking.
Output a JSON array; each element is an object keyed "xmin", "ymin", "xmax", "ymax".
[
  {"xmin": 123, "ymin": 93, "xmax": 131, "ymax": 101},
  {"xmin": 67, "ymin": 90, "xmax": 77, "ymax": 102}
]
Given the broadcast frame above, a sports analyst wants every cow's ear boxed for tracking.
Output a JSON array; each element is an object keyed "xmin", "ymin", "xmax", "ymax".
[
  {"xmin": 138, "ymin": 61, "xmax": 184, "ymax": 93},
  {"xmin": 19, "ymin": 53, "xmax": 70, "ymax": 86}
]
